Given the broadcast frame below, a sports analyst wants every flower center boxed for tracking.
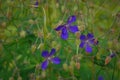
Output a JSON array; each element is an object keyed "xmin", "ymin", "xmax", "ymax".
[
  {"xmin": 48, "ymin": 57, "xmax": 51, "ymax": 60},
  {"xmin": 86, "ymin": 40, "xmax": 89, "ymax": 43},
  {"xmin": 65, "ymin": 24, "xmax": 70, "ymax": 29}
]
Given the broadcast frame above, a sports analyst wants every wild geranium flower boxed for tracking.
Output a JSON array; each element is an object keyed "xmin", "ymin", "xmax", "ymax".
[
  {"xmin": 41, "ymin": 48, "xmax": 61, "ymax": 70},
  {"xmin": 109, "ymin": 53, "xmax": 116, "ymax": 58},
  {"xmin": 98, "ymin": 76, "xmax": 104, "ymax": 80},
  {"xmin": 55, "ymin": 15, "xmax": 79, "ymax": 40},
  {"xmin": 79, "ymin": 33, "xmax": 98, "ymax": 53},
  {"xmin": 33, "ymin": 0, "xmax": 39, "ymax": 8}
]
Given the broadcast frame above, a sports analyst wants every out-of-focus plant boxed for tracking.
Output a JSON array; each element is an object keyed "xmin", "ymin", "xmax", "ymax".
[{"xmin": 0, "ymin": 0, "xmax": 120, "ymax": 80}]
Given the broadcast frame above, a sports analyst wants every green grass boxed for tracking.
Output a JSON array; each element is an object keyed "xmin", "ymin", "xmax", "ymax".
[{"xmin": 0, "ymin": 0, "xmax": 120, "ymax": 80}]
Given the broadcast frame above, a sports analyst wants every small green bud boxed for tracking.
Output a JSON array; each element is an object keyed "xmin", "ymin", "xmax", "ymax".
[
  {"xmin": 73, "ymin": 6, "xmax": 78, "ymax": 11},
  {"xmin": 51, "ymin": 41, "xmax": 57, "ymax": 48},
  {"xmin": 75, "ymin": 62, "xmax": 80, "ymax": 70},
  {"xmin": 70, "ymin": 61, "xmax": 75, "ymax": 68},
  {"xmin": 75, "ymin": 32, "xmax": 80, "ymax": 39},
  {"xmin": 78, "ymin": 25, "xmax": 85, "ymax": 31},
  {"xmin": 17, "ymin": 76, "xmax": 22, "ymax": 80},
  {"xmin": 1, "ymin": 22, "xmax": 6, "ymax": 28},
  {"xmin": 9, "ymin": 77, "xmax": 14, "ymax": 80},
  {"xmin": 41, "ymin": 71, "xmax": 46, "ymax": 78},
  {"xmin": 28, "ymin": 19, "xmax": 34, "ymax": 24},
  {"xmin": 31, "ymin": 44, "xmax": 36, "ymax": 53},
  {"xmin": 38, "ymin": 43, "xmax": 44, "ymax": 51},
  {"xmin": 63, "ymin": 63, "xmax": 68, "ymax": 71},
  {"xmin": 36, "ymin": 76, "xmax": 40, "ymax": 80},
  {"xmin": 20, "ymin": 30, "xmax": 26, "ymax": 38},
  {"xmin": 108, "ymin": 41, "xmax": 113, "ymax": 49}
]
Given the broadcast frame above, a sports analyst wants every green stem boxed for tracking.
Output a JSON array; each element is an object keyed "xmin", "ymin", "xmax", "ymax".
[
  {"xmin": 112, "ymin": 59, "xmax": 116, "ymax": 80},
  {"xmin": 76, "ymin": 44, "xmax": 79, "ymax": 55},
  {"xmin": 42, "ymin": 7, "xmax": 48, "ymax": 48}
]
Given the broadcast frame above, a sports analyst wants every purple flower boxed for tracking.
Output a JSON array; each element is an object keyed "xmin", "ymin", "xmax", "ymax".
[
  {"xmin": 98, "ymin": 76, "xmax": 104, "ymax": 80},
  {"xmin": 109, "ymin": 53, "xmax": 116, "ymax": 58},
  {"xmin": 34, "ymin": 0, "xmax": 39, "ymax": 8},
  {"xmin": 55, "ymin": 15, "xmax": 79, "ymax": 40},
  {"xmin": 79, "ymin": 33, "xmax": 98, "ymax": 53},
  {"xmin": 41, "ymin": 48, "xmax": 61, "ymax": 70}
]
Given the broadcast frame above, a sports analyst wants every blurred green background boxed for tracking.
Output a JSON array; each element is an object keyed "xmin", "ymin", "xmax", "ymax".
[{"xmin": 0, "ymin": 0, "xmax": 120, "ymax": 80}]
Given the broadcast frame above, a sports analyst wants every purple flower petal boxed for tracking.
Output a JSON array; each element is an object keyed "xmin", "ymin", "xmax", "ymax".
[
  {"xmin": 49, "ymin": 48, "xmax": 56, "ymax": 56},
  {"xmin": 98, "ymin": 76, "xmax": 104, "ymax": 80},
  {"xmin": 80, "ymin": 34, "xmax": 86, "ymax": 41},
  {"xmin": 79, "ymin": 41, "xmax": 85, "ymax": 48},
  {"xmin": 41, "ymin": 60, "xmax": 49, "ymax": 70},
  {"xmin": 67, "ymin": 15, "xmax": 76, "ymax": 24},
  {"xmin": 41, "ymin": 50, "xmax": 49, "ymax": 58},
  {"xmin": 55, "ymin": 25, "xmax": 64, "ymax": 31},
  {"xmin": 89, "ymin": 39, "xmax": 95, "ymax": 45},
  {"xmin": 69, "ymin": 25, "xmax": 79, "ymax": 33},
  {"xmin": 34, "ymin": 1, "xmax": 39, "ymax": 8},
  {"xmin": 110, "ymin": 53, "xmax": 116, "ymax": 58},
  {"xmin": 87, "ymin": 33, "xmax": 94, "ymax": 39},
  {"xmin": 92, "ymin": 39, "xmax": 99, "ymax": 45},
  {"xmin": 85, "ymin": 44, "xmax": 92, "ymax": 53},
  {"xmin": 61, "ymin": 27, "xmax": 68, "ymax": 40},
  {"xmin": 51, "ymin": 57, "xmax": 61, "ymax": 64}
]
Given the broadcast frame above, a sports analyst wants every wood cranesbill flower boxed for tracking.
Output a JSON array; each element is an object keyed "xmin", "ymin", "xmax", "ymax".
[
  {"xmin": 79, "ymin": 33, "xmax": 98, "ymax": 53},
  {"xmin": 33, "ymin": 0, "xmax": 39, "ymax": 8},
  {"xmin": 109, "ymin": 53, "xmax": 116, "ymax": 58},
  {"xmin": 98, "ymin": 76, "xmax": 104, "ymax": 80},
  {"xmin": 41, "ymin": 48, "xmax": 61, "ymax": 70},
  {"xmin": 55, "ymin": 15, "xmax": 79, "ymax": 40}
]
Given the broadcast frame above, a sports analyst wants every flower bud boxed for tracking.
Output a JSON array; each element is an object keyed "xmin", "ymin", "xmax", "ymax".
[
  {"xmin": 38, "ymin": 43, "xmax": 44, "ymax": 51},
  {"xmin": 36, "ymin": 76, "xmax": 40, "ymax": 80},
  {"xmin": 105, "ymin": 56, "xmax": 111, "ymax": 65},
  {"xmin": 17, "ymin": 76, "xmax": 22, "ymax": 80},
  {"xmin": 70, "ymin": 61, "xmax": 75, "ymax": 68},
  {"xmin": 51, "ymin": 41, "xmax": 57, "ymax": 48},
  {"xmin": 61, "ymin": 6, "xmax": 65, "ymax": 12},
  {"xmin": 75, "ymin": 32, "xmax": 80, "ymax": 39},
  {"xmin": 56, "ymin": 3, "xmax": 59, "ymax": 8},
  {"xmin": 63, "ymin": 63, "xmax": 68, "ymax": 71},
  {"xmin": 41, "ymin": 71, "xmax": 46, "ymax": 78},
  {"xmin": 46, "ymin": 33, "xmax": 52, "ymax": 39},
  {"xmin": 75, "ymin": 62, "xmax": 80, "ymax": 70},
  {"xmin": 56, "ymin": 44, "xmax": 61, "ymax": 51},
  {"xmin": 31, "ymin": 44, "xmax": 36, "ymax": 53},
  {"xmin": 68, "ymin": 65, "xmax": 74, "ymax": 75},
  {"xmin": 73, "ymin": 6, "xmax": 78, "ymax": 11},
  {"xmin": 78, "ymin": 25, "xmax": 85, "ymax": 31},
  {"xmin": 20, "ymin": 30, "xmax": 26, "ymax": 38},
  {"xmin": 9, "ymin": 77, "xmax": 14, "ymax": 80},
  {"xmin": 75, "ymin": 39, "xmax": 80, "ymax": 45},
  {"xmin": 36, "ymin": 64, "xmax": 40, "ymax": 70},
  {"xmin": 96, "ymin": 52, "xmax": 101, "ymax": 60},
  {"xmin": 6, "ymin": 11, "xmax": 12, "ymax": 19},
  {"xmin": 28, "ymin": 19, "xmax": 34, "ymax": 24},
  {"xmin": 108, "ymin": 41, "xmax": 113, "ymax": 49},
  {"xmin": 29, "ymin": 73, "xmax": 35, "ymax": 80},
  {"xmin": 56, "ymin": 31, "xmax": 61, "ymax": 37},
  {"xmin": 37, "ymin": 32, "xmax": 43, "ymax": 38},
  {"xmin": 1, "ymin": 22, "xmax": 6, "ymax": 28}
]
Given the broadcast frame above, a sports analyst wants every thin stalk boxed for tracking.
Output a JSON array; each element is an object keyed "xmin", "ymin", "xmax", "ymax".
[
  {"xmin": 112, "ymin": 59, "xmax": 116, "ymax": 80},
  {"xmin": 42, "ymin": 7, "xmax": 48, "ymax": 48}
]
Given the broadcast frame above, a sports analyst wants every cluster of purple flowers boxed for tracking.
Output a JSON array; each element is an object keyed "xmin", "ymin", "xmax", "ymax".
[{"xmin": 41, "ymin": 15, "xmax": 99, "ymax": 70}]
